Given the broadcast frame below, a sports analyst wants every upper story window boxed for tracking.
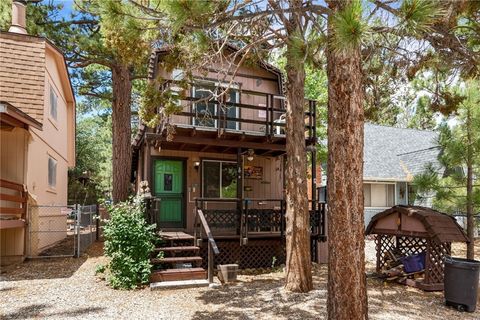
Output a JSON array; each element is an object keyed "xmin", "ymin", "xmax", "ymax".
[
  {"xmin": 192, "ymin": 84, "xmax": 239, "ymax": 130},
  {"xmin": 172, "ymin": 69, "xmax": 184, "ymax": 81},
  {"xmin": 49, "ymin": 85, "xmax": 58, "ymax": 120},
  {"xmin": 48, "ymin": 156, "xmax": 57, "ymax": 188}
]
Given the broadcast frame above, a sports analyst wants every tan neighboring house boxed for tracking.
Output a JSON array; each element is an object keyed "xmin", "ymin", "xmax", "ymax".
[{"xmin": 0, "ymin": 1, "xmax": 75, "ymax": 265}]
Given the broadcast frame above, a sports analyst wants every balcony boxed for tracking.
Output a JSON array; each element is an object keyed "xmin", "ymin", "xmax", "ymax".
[{"xmin": 145, "ymin": 84, "xmax": 318, "ymax": 156}]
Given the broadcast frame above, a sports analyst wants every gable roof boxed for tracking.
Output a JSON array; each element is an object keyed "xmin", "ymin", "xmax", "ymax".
[
  {"xmin": 364, "ymin": 123, "xmax": 441, "ymax": 181},
  {"xmin": 148, "ymin": 43, "xmax": 284, "ymax": 92}
]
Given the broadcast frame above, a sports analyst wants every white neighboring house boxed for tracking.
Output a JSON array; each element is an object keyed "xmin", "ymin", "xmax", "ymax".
[{"xmin": 321, "ymin": 123, "xmax": 442, "ymax": 227}]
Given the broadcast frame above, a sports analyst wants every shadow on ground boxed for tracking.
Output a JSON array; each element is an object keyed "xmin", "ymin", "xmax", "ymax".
[
  {"xmin": 192, "ymin": 266, "xmax": 328, "ymax": 319},
  {"xmin": 2, "ymin": 303, "xmax": 105, "ymax": 320},
  {"xmin": 192, "ymin": 264, "xmax": 478, "ymax": 320},
  {"xmin": 0, "ymin": 242, "xmax": 103, "ymax": 281}
]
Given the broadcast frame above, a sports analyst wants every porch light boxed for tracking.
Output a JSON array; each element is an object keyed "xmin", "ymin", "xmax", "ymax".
[
  {"xmin": 193, "ymin": 161, "xmax": 200, "ymax": 169},
  {"xmin": 246, "ymin": 149, "xmax": 254, "ymax": 161}
]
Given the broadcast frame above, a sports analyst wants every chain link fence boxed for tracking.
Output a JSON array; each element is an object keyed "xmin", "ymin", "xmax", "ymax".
[
  {"xmin": 77, "ymin": 204, "xmax": 98, "ymax": 256},
  {"xmin": 27, "ymin": 204, "xmax": 98, "ymax": 258}
]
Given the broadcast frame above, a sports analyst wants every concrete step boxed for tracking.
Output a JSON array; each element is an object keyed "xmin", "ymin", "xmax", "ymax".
[
  {"xmin": 150, "ymin": 267, "xmax": 206, "ymax": 282},
  {"xmin": 150, "ymin": 279, "xmax": 210, "ymax": 290}
]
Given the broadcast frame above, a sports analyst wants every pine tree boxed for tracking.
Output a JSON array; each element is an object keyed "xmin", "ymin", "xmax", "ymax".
[{"xmin": 414, "ymin": 80, "xmax": 480, "ymax": 259}]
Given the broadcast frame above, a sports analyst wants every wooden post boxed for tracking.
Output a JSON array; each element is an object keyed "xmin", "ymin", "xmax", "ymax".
[
  {"xmin": 95, "ymin": 203, "xmax": 100, "ymax": 241},
  {"xmin": 236, "ymin": 148, "xmax": 243, "ymax": 236},
  {"xmin": 280, "ymin": 199, "xmax": 285, "ymax": 238},
  {"xmin": 208, "ymin": 241, "xmax": 214, "ymax": 284},
  {"xmin": 264, "ymin": 94, "xmax": 269, "ymax": 136},
  {"xmin": 269, "ymin": 94, "xmax": 274, "ymax": 137}
]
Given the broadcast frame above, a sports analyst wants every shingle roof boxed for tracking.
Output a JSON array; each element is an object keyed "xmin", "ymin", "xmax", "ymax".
[
  {"xmin": 364, "ymin": 123, "xmax": 440, "ymax": 181},
  {"xmin": 366, "ymin": 205, "xmax": 469, "ymax": 243}
]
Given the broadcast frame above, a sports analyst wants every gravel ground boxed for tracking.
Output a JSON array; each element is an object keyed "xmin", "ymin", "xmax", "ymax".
[{"xmin": 1, "ymin": 240, "xmax": 479, "ymax": 320}]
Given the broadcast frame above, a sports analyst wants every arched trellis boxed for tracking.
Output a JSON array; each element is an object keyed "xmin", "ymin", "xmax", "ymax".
[{"xmin": 366, "ymin": 205, "xmax": 468, "ymax": 291}]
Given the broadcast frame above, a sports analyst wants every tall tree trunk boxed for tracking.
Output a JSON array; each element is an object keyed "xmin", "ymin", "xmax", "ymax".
[
  {"xmin": 284, "ymin": 0, "xmax": 313, "ymax": 293},
  {"xmin": 326, "ymin": 1, "xmax": 368, "ymax": 318},
  {"xmin": 111, "ymin": 64, "xmax": 132, "ymax": 203},
  {"xmin": 466, "ymin": 107, "xmax": 474, "ymax": 260}
]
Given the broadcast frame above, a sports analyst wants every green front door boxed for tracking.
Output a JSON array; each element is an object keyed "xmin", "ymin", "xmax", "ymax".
[{"xmin": 153, "ymin": 159, "xmax": 184, "ymax": 228}]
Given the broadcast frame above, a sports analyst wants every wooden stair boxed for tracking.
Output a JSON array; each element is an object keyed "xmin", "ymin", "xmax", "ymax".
[{"xmin": 150, "ymin": 231, "xmax": 208, "ymax": 290}]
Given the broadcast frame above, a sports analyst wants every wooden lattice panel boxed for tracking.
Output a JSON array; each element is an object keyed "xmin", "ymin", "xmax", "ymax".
[
  {"xmin": 247, "ymin": 209, "xmax": 281, "ymax": 232},
  {"xmin": 397, "ymin": 236, "xmax": 427, "ymax": 256},
  {"xmin": 375, "ymin": 234, "xmax": 396, "ymax": 272},
  {"xmin": 204, "ymin": 209, "xmax": 239, "ymax": 231},
  {"xmin": 425, "ymin": 240, "xmax": 451, "ymax": 284},
  {"xmin": 200, "ymin": 239, "xmax": 286, "ymax": 269}
]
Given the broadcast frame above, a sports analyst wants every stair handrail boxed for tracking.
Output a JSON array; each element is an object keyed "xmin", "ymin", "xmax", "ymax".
[{"xmin": 195, "ymin": 208, "xmax": 219, "ymax": 284}]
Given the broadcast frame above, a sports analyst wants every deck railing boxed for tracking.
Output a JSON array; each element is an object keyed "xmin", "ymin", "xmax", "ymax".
[
  {"xmin": 159, "ymin": 82, "xmax": 317, "ymax": 142},
  {"xmin": 194, "ymin": 197, "xmax": 326, "ymax": 261},
  {"xmin": 0, "ymin": 179, "xmax": 27, "ymax": 229}
]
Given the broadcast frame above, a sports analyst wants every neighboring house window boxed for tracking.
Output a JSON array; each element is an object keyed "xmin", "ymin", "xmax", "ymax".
[
  {"xmin": 50, "ymin": 85, "xmax": 58, "ymax": 120},
  {"xmin": 48, "ymin": 157, "xmax": 57, "ymax": 188},
  {"xmin": 363, "ymin": 183, "xmax": 395, "ymax": 207},
  {"xmin": 202, "ymin": 160, "xmax": 237, "ymax": 198}
]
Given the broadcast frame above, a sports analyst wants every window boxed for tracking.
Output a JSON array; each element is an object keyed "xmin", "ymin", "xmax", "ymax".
[
  {"xmin": 193, "ymin": 84, "xmax": 239, "ymax": 130},
  {"xmin": 363, "ymin": 183, "xmax": 395, "ymax": 207},
  {"xmin": 48, "ymin": 157, "xmax": 57, "ymax": 188},
  {"xmin": 49, "ymin": 85, "xmax": 58, "ymax": 120},
  {"xmin": 202, "ymin": 160, "xmax": 237, "ymax": 198}
]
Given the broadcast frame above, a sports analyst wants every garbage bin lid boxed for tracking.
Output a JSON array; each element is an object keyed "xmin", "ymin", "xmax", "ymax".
[{"xmin": 445, "ymin": 256, "xmax": 480, "ymax": 269}]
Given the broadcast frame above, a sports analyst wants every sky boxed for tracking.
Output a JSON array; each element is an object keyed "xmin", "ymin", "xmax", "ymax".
[{"xmin": 44, "ymin": 0, "xmax": 74, "ymax": 18}]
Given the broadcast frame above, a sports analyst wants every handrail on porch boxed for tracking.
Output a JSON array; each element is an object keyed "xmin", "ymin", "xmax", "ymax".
[{"xmin": 193, "ymin": 208, "xmax": 219, "ymax": 285}]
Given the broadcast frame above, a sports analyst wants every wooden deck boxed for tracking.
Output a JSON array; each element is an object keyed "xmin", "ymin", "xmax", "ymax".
[{"xmin": 158, "ymin": 231, "xmax": 194, "ymax": 241}]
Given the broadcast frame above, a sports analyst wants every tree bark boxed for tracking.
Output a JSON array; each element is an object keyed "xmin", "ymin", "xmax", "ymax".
[
  {"xmin": 326, "ymin": 1, "xmax": 368, "ymax": 319},
  {"xmin": 466, "ymin": 107, "xmax": 474, "ymax": 260},
  {"xmin": 111, "ymin": 64, "xmax": 133, "ymax": 203},
  {"xmin": 284, "ymin": 0, "xmax": 313, "ymax": 293}
]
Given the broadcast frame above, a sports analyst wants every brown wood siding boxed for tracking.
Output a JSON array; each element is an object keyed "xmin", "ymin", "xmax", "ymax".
[
  {"xmin": 148, "ymin": 147, "xmax": 284, "ymax": 232},
  {"xmin": 0, "ymin": 32, "xmax": 46, "ymax": 123},
  {"xmin": 158, "ymin": 61, "xmax": 283, "ymax": 134}
]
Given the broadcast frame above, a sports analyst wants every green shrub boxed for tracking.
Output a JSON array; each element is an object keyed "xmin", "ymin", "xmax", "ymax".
[{"xmin": 103, "ymin": 197, "xmax": 156, "ymax": 289}]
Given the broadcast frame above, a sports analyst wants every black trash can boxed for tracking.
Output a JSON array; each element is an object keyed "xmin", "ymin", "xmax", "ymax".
[{"xmin": 444, "ymin": 256, "xmax": 480, "ymax": 312}]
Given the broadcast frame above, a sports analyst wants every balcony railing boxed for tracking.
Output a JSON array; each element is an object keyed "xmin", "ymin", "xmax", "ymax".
[{"xmin": 159, "ymin": 83, "xmax": 317, "ymax": 143}]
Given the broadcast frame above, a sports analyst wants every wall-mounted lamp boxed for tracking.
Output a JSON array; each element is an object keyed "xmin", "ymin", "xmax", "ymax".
[
  {"xmin": 246, "ymin": 149, "xmax": 255, "ymax": 161},
  {"xmin": 193, "ymin": 161, "xmax": 200, "ymax": 169}
]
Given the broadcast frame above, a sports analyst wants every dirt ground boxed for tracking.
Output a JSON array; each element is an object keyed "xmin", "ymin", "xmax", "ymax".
[{"xmin": 1, "ymin": 240, "xmax": 479, "ymax": 320}]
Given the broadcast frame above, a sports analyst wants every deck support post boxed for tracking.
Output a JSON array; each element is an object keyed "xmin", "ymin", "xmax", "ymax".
[
  {"xmin": 236, "ymin": 148, "xmax": 243, "ymax": 236},
  {"xmin": 208, "ymin": 241, "xmax": 214, "ymax": 284}
]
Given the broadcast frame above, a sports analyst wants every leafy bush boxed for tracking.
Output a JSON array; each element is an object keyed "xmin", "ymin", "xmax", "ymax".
[{"xmin": 103, "ymin": 197, "xmax": 156, "ymax": 289}]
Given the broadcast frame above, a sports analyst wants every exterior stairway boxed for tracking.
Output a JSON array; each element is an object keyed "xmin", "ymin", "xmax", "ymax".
[{"xmin": 150, "ymin": 232, "xmax": 209, "ymax": 289}]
